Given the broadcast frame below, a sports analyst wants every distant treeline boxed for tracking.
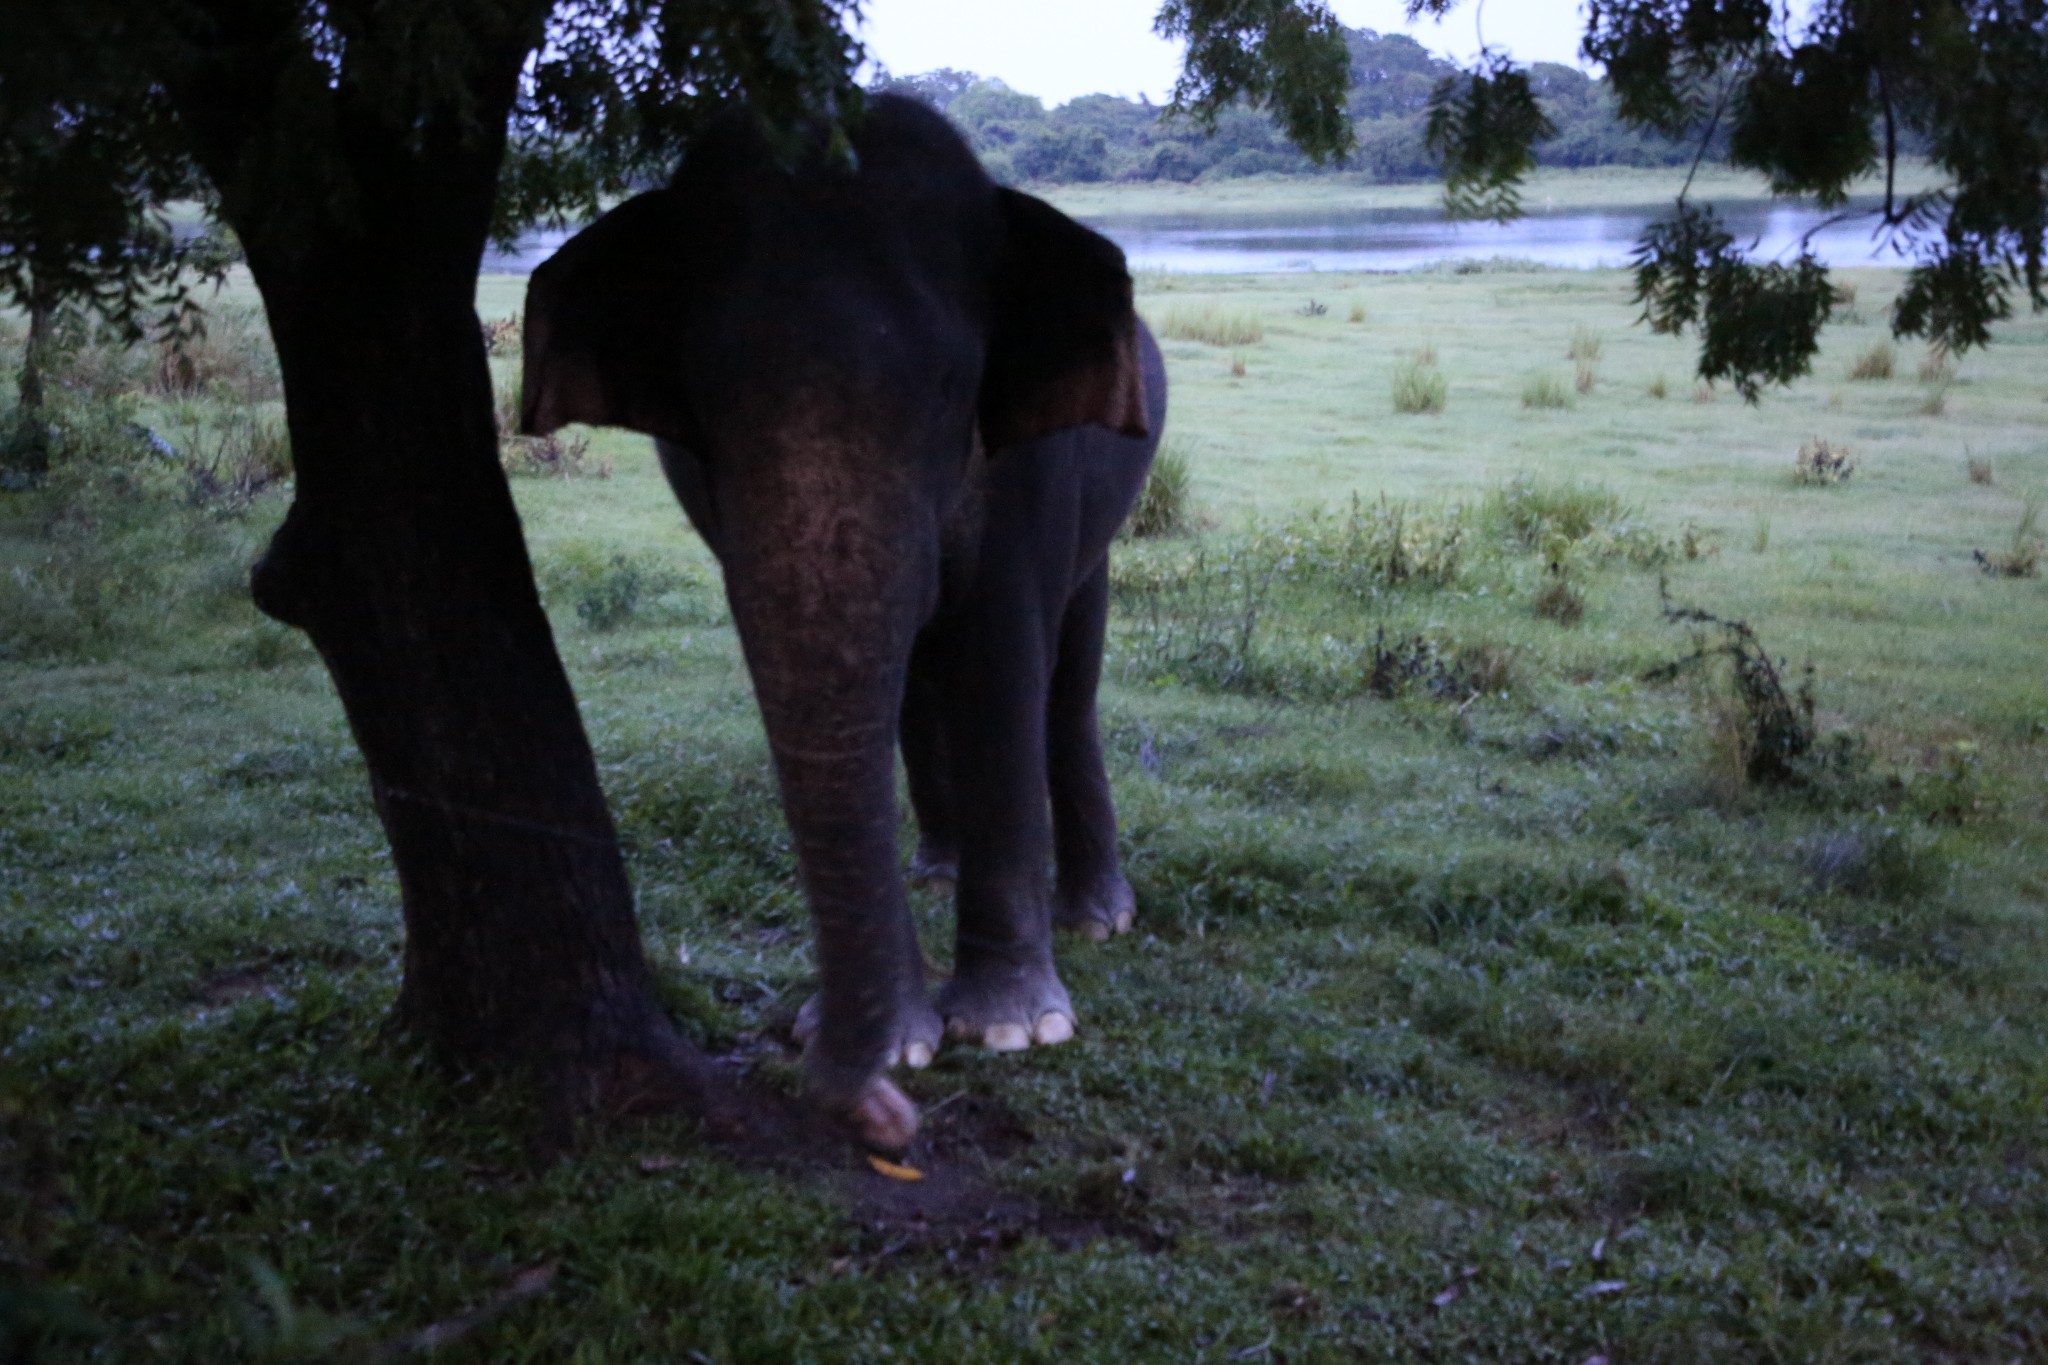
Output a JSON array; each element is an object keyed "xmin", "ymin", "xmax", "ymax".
[{"xmin": 871, "ymin": 28, "xmax": 1699, "ymax": 186}]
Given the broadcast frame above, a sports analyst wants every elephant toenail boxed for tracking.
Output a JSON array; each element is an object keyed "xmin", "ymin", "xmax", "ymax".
[
  {"xmin": 1032, "ymin": 1012, "xmax": 1075, "ymax": 1045},
  {"xmin": 1081, "ymin": 919, "xmax": 1111, "ymax": 943},
  {"xmin": 903, "ymin": 1041, "xmax": 934, "ymax": 1069},
  {"xmin": 853, "ymin": 1077, "xmax": 918, "ymax": 1152},
  {"xmin": 1113, "ymin": 908, "xmax": 1135, "ymax": 934},
  {"xmin": 983, "ymin": 1023, "xmax": 1031, "ymax": 1052}
]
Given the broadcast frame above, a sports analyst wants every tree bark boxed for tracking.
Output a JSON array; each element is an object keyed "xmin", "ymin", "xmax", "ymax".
[{"xmin": 240, "ymin": 233, "xmax": 715, "ymax": 1120}]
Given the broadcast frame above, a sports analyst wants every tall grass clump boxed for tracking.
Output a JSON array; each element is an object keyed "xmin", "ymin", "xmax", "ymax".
[
  {"xmin": 1573, "ymin": 361, "xmax": 1598, "ymax": 394},
  {"xmin": 1793, "ymin": 437, "xmax": 1855, "ymax": 485},
  {"xmin": 1126, "ymin": 437, "xmax": 1196, "ymax": 538},
  {"xmin": 1647, "ymin": 372, "xmax": 1668, "ymax": 399},
  {"xmin": 1974, "ymin": 496, "xmax": 2043, "ymax": 578},
  {"xmin": 1849, "ymin": 342, "xmax": 1895, "ymax": 381},
  {"xmin": 149, "ymin": 306, "xmax": 284, "ymax": 403},
  {"xmin": 1157, "ymin": 304, "xmax": 1264, "ymax": 348},
  {"xmin": 1391, "ymin": 355, "xmax": 1446, "ymax": 415},
  {"xmin": 1521, "ymin": 372, "xmax": 1571, "ymax": 410},
  {"xmin": 1566, "ymin": 326, "xmax": 1603, "ymax": 363}
]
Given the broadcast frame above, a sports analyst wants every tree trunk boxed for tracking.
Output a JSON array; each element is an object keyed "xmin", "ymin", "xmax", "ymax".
[
  {"xmin": 18, "ymin": 288, "xmax": 50, "ymax": 414},
  {"xmin": 244, "ymin": 241, "xmax": 714, "ymax": 1120}
]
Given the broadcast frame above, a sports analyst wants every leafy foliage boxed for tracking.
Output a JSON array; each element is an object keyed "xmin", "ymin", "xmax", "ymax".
[
  {"xmin": 1154, "ymin": 0, "xmax": 1356, "ymax": 164},
  {"xmin": 1414, "ymin": 0, "xmax": 2048, "ymax": 393},
  {"xmin": 1424, "ymin": 55, "xmax": 1556, "ymax": 223}
]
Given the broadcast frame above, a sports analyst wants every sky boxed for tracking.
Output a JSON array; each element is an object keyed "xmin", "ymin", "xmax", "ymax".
[{"xmin": 857, "ymin": 1, "xmax": 1596, "ymax": 107}]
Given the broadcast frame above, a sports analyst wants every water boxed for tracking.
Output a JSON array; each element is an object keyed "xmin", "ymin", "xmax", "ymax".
[
  {"xmin": 1085, "ymin": 198, "xmax": 1900, "ymax": 274},
  {"xmin": 482, "ymin": 197, "xmax": 1900, "ymax": 276}
]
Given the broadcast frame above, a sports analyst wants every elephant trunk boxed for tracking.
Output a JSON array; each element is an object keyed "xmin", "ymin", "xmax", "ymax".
[{"xmin": 715, "ymin": 443, "xmax": 937, "ymax": 1105}]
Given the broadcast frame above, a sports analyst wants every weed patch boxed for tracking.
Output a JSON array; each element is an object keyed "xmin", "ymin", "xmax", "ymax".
[
  {"xmin": 1521, "ymin": 372, "xmax": 1571, "ymax": 410},
  {"xmin": 1793, "ymin": 437, "xmax": 1855, "ymax": 485},
  {"xmin": 1973, "ymin": 496, "xmax": 2043, "ymax": 578},
  {"xmin": 1646, "ymin": 590, "xmax": 1816, "ymax": 785},
  {"xmin": 1390, "ymin": 356, "xmax": 1446, "ymax": 415},
  {"xmin": 1126, "ymin": 438, "xmax": 1197, "ymax": 539},
  {"xmin": 1849, "ymin": 342, "xmax": 1896, "ymax": 381},
  {"xmin": 1158, "ymin": 304, "xmax": 1264, "ymax": 347}
]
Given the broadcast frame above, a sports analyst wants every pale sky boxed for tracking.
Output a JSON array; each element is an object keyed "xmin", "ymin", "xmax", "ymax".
[{"xmin": 858, "ymin": 1, "xmax": 1596, "ymax": 107}]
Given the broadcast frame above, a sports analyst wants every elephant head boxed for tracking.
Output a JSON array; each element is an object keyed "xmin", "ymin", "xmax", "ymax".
[{"xmin": 519, "ymin": 96, "xmax": 1150, "ymax": 1147}]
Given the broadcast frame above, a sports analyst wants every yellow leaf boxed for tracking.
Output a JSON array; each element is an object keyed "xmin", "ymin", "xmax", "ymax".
[{"xmin": 866, "ymin": 1155, "xmax": 924, "ymax": 1182}]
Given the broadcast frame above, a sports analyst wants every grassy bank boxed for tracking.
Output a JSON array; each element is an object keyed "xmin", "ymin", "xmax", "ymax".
[
  {"xmin": 1043, "ymin": 159, "xmax": 1947, "ymax": 218},
  {"xmin": 3, "ymin": 266, "xmax": 2045, "ymax": 1361}
]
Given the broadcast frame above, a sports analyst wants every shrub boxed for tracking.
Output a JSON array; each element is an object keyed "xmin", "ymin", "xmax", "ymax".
[
  {"xmin": 1157, "ymin": 304, "xmax": 1263, "ymax": 347},
  {"xmin": 1566, "ymin": 325, "xmax": 1602, "ymax": 362},
  {"xmin": 1521, "ymin": 373, "xmax": 1571, "ymax": 410},
  {"xmin": 1793, "ymin": 437, "xmax": 1855, "ymax": 485},
  {"xmin": 481, "ymin": 313, "xmax": 522, "ymax": 358},
  {"xmin": 502, "ymin": 431, "xmax": 610, "ymax": 479},
  {"xmin": 542, "ymin": 545, "xmax": 708, "ymax": 631},
  {"xmin": 1483, "ymin": 477, "xmax": 1627, "ymax": 549},
  {"xmin": 1390, "ymin": 357, "xmax": 1446, "ymax": 415},
  {"xmin": 1645, "ymin": 589, "xmax": 1815, "ymax": 785},
  {"xmin": 1126, "ymin": 438, "xmax": 1195, "ymax": 539},
  {"xmin": 1973, "ymin": 496, "xmax": 2043, "ymax": 578},
  {"xmin": 1532, "ymin": 564, "xmax": 1585, "ymax": 625},
  {"xmin": 176, "ymin": 412, "xmax": 293, "ymax": 510},
  {"xmin": 1848, "ymin": 342, "xmax": 1895, "ymax": 381},
  {"xmin": 1365, "ymin": 629, "xmax": 1505, "ymax": 700},
  {"xmin": 1298, "ymin": 299, "xmax": 1328, "ymax": 318},
  {"xmin": 149, "ymin": 306, "xmax": 283, "ymax": 403}
]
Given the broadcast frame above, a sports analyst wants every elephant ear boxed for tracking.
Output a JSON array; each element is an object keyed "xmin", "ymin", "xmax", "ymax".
[
  {"xmin": 980, "ymin": 188, "xmax": 1149, "ymax": 450},
  {"xmin": 520, "ymin": 191, "xmax": 691, "ymax": 442}
]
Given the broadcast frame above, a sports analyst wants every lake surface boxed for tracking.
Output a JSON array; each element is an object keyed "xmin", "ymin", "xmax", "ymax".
[{"xmin": 482, "ymin": 197, "xmax": 1899, "ymax": 276}]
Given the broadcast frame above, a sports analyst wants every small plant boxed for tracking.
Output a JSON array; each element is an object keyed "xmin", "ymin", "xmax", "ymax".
[
  {"xmin": 1532, "ymin": 561, "xmax": 1585, "ymax": 625},
  {"xmin": 1849, "ymin": 342, "xmax": 1895, "ymax": 381},
  {"xmin": 1645, "ymin": 586, "xmax": 1815, "ymax": 785},
  {"xmin": 481, "ymin": 313, "xmax": 523, "ymax": 357},
  {"xmin": 1793, "ymin": 437, "xmax": 1855, "ymax": 485},
  {"xmin": 1574, "ymin": 361, "xmax": 1597, "ymax": 394},
  {"xmin": 1566, "ymin": 326, "xmax": 1602, "ymax": 363},
  {"xmin": 1158, "ymin": 304, "xmax": 1264, "ymax": 348},
  {"xmin": 1298, "ymin": 299, "xmax": 1328, "ymax": 317},
  {"xmin": 1365, "ymin": 628, "xmax": 1503, "ymax": 700},
  {"xmin": 502, "ymin": 431, "xmax": 610, "ymax": 479},
  {"xmin": 1521, "ymin": 372, "xmax": 1571, "ymax": 410},
  {"xmin": 1126, "ymin": 438, "xmax": 1195, "ymax": 539},
  {"xmin": 1752, "ymin": 514, "xmax": 1771, "ymax": 554},
  {"xmin": 1391, "ymin": 357, "xmax": 1446, "ymax": 415},
  {"xmin": 1483, "ymin": 477, "xmax": 1627, "ymax": 549},
  {"xmin": 177, "ymin": 412, "xmax": 293, "ymax": 510},
  {"xmin": 1967, "ymin": 451, "xmax": 1994, "ymax": 485},
  {"xmin": 1229, "ymin": 353, "xmax": 1247, "ymax": 378},
  {"xmin": 1973, "ymin": 496, "xmax": 2043, "ymax": 578},
  {"xmin": 1347, "ymin": 300, "xmax": 1367, "ymax": 323},
  {"xmin": 1647, "ymin": 372, "xmax": 1668, "ymax": 400}
]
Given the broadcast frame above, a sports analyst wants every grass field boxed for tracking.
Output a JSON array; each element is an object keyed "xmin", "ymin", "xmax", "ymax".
[{"xmin": 3, "ymin": 259, "xmax": 2045, "ymax": 1362}]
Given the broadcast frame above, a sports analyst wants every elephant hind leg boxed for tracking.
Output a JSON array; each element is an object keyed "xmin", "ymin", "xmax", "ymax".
[
  {"xmin": 1047, "ymin": 560, "xmax": 1136, "ymax": 940},
  {"xmin": 900, "ymin": 632, "xmax": 959, "ymax": 885}
]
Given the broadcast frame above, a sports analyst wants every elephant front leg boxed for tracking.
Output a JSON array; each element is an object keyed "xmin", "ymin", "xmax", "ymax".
[
  {"xmin": 1048, "ymin": 562, "xmax": 1137, "ymax": 941},
  {"xmin": 928, "ymin": 622, "xmax": 1079, "ymax": 1052}
]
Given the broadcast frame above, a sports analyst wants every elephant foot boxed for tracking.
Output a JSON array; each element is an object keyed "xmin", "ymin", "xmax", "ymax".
[
  {"xmin": 850, "ymin": 1076, "xmax": 919, "ymax": 1152},
  {"xmin": 938, "ymin": 956, "xmax": 1076, "ymax": 1053},
  {"xmin": 1055, "ymin": 874, "xmax": 1137, "ymax": 942},
  {"xmin": 792, "ymin": 993, "xmax": 941, "ymax": 1071}
]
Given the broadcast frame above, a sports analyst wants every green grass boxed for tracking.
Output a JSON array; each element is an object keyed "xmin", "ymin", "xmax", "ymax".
[{"xmin": 4, "ymin": 262, "xmax": 2048, "ymax": 1361}]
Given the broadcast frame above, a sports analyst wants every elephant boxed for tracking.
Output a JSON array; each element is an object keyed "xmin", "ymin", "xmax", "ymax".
[{"xmin": 520, "ymin": 93, "xmax": 1167, "ymax": 1150}]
